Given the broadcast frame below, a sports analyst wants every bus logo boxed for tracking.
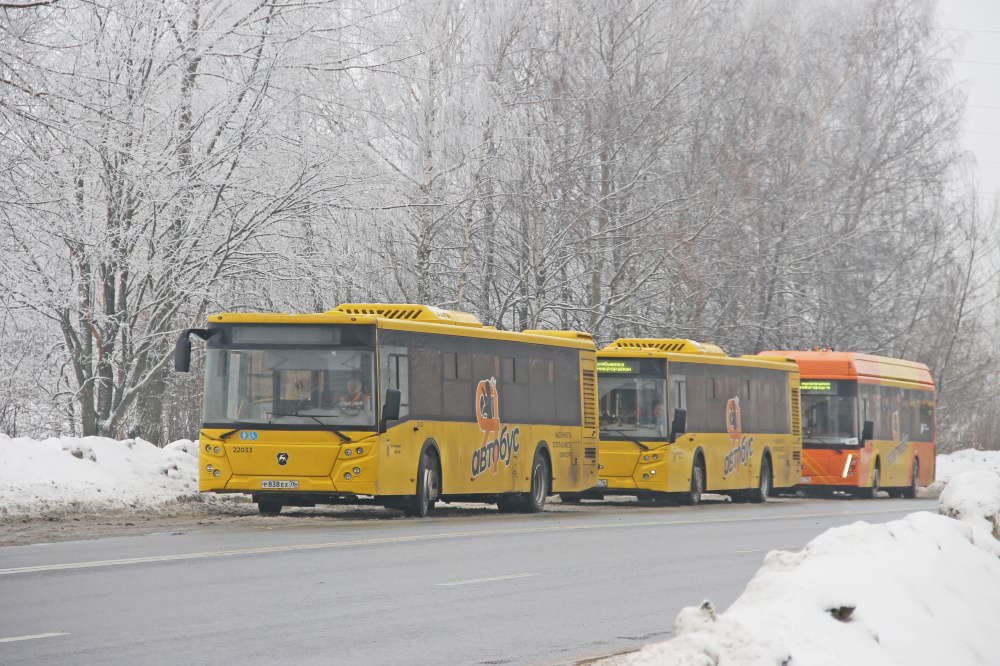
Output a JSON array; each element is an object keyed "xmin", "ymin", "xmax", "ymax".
[
  {"xmin": 723, "ymin": 397, "xmax": 754, "ymax": 478},
  {"xmin": 472, "ymin": 378, "xmax": 520, "ymax": 478},
  {"xmin": 277, "ymin": 452, "xmax": 289, "ymax": 466}
]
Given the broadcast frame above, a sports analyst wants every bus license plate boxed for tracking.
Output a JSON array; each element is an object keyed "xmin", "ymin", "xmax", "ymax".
[
  {"xmin": 597, "ymin": 479, "xmax": 608, "ymax": 488},
  {"xmin": 261, "ymin": 480, "xmax": 298, "ymax": 489}
]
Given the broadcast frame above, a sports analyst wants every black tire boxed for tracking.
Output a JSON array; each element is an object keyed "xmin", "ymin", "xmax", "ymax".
[
  {"xmin": 901, "ymin": 459, "xmax": 919, "ymax": 499},
  {"xmin": 856, "ymin": 465, "xmax": 880, "ymax": 500},
  {"xmin": 257, "ymin": 499, "xmax": 283, "ymax": 516},
  {"xmin": 749, "ymin": 456, "xmax": 772, "ymax": 504},
  {"xmin": 686, "ymin": 458, "xmax": 705, "ymax": 506},
  {"xmin": 404, "ymin": 450, "xmax": 440, "ymax": 518},
  {"xmin": 525, "ymin": 450, "xmax": 550, "ymax": 513}
]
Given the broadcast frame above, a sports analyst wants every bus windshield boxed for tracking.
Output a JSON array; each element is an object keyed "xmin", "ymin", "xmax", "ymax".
[
  {"xmin": 801, "ymin": 379, "xmax": 858, "ymax": 446},
  {"xmin": 597, "ymin": 359, "xmax": 668, "ymax": 440},
  {"xmin": 203, "ymin": 325, "xmax": 377, "ymax": 429}
]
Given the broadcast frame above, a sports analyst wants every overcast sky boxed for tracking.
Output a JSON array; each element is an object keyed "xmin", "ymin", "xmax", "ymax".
[{"xmin": 939, "ymin": 0, "xmax": 1000, "ymax": 201}]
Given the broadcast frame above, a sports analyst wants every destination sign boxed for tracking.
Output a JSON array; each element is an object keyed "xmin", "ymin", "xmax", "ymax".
[
  {"xmin": 596, "ymin": 359, "xmax": 639, "ymax": 374},
  {"xmin": 800, "ymin": 380, "xmax": 835, "ymax": 394}
]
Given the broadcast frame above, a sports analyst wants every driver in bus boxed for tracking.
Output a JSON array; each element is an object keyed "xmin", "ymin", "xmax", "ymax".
[
  {"xmin": 339, "ymin": 375, "xmax": 371, "ymax": 411},
  {"xmin": 651, "ymin": 400, "xmax": 668, "ymax": 438}
]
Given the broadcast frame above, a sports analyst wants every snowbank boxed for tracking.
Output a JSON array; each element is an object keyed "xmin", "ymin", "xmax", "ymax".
[
  {"xmin": 615, "ymin": 468, "xmax": 1000, "ymax": 665},
  {"xmin": 930, "ymin": 448, "xmax": 1000, "ymax": 493},
  {"xmin": 0, "ymin": 435, "xmax": 214, "ymax": 518}
]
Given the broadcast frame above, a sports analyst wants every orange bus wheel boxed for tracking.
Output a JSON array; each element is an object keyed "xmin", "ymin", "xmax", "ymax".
[{"xmin": 902, "ymin": 459, "xmax": 919, "ymax": 499}]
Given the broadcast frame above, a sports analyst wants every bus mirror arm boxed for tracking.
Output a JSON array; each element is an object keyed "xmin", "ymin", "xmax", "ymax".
[
  {"xmin": 174, "ymin": 329, "xmax": 211, "ymax": 373},
  {"xmin": 380, "ymin": 388, "xmax": 402, "ymax": 433},
  {"xmin": 669, "ymin": 408, "xmax": 687, "ymax": 444},
  {"xmin": 861, "ymin": 420, "xmax": 874, "ymax": 443}
]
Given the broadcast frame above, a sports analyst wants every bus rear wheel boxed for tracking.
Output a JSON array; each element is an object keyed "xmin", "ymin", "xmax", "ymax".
[
  {"xmin": 525, "ymin": 451, "xmax": 550, "ymax": 513},
  {"xmin": 749, "ymin": 456, "xmax": 772, "ymax": 504},
  {"xmin": 901, "ymin": 459, "xmax": 919, "ymax": 499},
  {"xmin": 405, "ymin": 450, "xmax": 440, "ymax": 518}
]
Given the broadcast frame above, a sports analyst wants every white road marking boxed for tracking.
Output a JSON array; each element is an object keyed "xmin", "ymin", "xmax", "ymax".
[
  {"xmin": 0, "ymin": 506, "xmax": 927, "ymax": 577},
  {"xmin": 0, "ymin": 633, "xmax": 68, "ymax": 643},
  {"xmin": 437, "ymin": 573, "xmax": 539, "ymax": 586}
]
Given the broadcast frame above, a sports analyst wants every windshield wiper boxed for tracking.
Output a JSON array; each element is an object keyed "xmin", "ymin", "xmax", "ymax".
[
  {"xmin": 805, "ymin": 436, "xmax": 855, "ymax": 449},
  {"xmin": 268, "ymin": 412, "xmax": 352, "ymax": 443},
  {"xmin": 608, "ymin": 429, "xmax": 649, "ymax": 451}
]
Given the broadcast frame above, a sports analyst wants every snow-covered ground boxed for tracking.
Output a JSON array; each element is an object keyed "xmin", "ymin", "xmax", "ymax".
[
  {"xmin": 929, "ymin": 448, "xmax": 1000, "ymax": 493},
  {"xmin": 607, "ymin": 456, "xmax": 1000, "ymax": 666},
  {"xmin": 0, "ymin": 434, "xmax": 226, "ymax": 518}
]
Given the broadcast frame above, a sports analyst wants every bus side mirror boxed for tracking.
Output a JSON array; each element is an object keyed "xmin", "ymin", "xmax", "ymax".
[
  {"xmin": 670, "ymin": 408, "xmax": 687, "ymax": 444},
  {"xmin": 861, "ymin": 420, "xmax": 874, "ymax": 443},
  {"xmin": 381, "ymin": 388, "xmax": 401, "ymax": 432},
  {"xmin": 174, "ymin": 329, "xmax": 210, "ymax": 372}
]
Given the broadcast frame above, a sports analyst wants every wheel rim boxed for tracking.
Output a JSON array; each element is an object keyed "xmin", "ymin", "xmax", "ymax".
[
  {"xmin": 693, "ymin": 465, "xmax": 703, "ymax": 501},
  {"xmin": 872, "ymin": 468, "xmax": 880, "ymax": 496},
  {"xmin": 532, "ymin": 461, "xmax": 547, "ymax": 507}
]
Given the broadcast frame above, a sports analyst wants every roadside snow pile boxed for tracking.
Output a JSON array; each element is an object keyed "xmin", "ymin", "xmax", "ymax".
[
  {"xmin": 617, "ymin": 472, "xmax": 1000, "ymax": 666},
  {"xmin": 931, "ymin": 448, "xmax": 1000, "ymax": 493},
  {"xmin": 0, "ymin": 435, "xmax": 211, "ymax": 518},
  {"xmin": 939, "ymin": 470, "xmax": 1000, "ymax": 539}
]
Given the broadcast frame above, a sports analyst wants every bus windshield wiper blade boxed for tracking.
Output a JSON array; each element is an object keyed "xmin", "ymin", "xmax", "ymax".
[
  {"xmin": 268, "ymin": 412, "xmax": 352, "ymax": 443},
  {"xmin": 609, "ymin": 429, "xmax": 649, "ymax": 451}
]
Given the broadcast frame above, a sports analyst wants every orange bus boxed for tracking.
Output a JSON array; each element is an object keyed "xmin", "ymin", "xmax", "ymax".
[{"xmin": 761, "ymin": 349, "xmax": 935, "ymax": 498}]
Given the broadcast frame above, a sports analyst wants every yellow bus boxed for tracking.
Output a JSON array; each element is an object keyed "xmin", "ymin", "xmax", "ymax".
[
  {"xmin": 575, "ymin": 339, "xmax": 801, "ymax": 505},
  {"xmin": 175, "ymin": 304, "xmax": 599, "ymax": 516}
]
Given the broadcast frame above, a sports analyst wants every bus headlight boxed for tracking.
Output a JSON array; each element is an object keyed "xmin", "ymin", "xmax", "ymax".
[
  {"xmin": 206, "ymin": 464, "xmax": 214, "ymax": 472},
  {"xmin": 205, "ymin": 444, "xmax": 211, "ymax": 452},
  {"xmin": 213, "ymin": 469, "xmax": 221, "ymax": 477},
  {"xmin": 344, "ymin": 472, "xmax": 352, "ymax": 480},
  {"xmin": 643, "ymin": 473, "xmax": 650, "ymax": 480},
  {"xmin": 650, "ymin": 469, "xmax": 656, "ymax": 475},
  {"xmin": 353, "ymin": 467, "xmax": 361, "ymax": 475},
  {"xmin": 356, "ymin": 447, "xmax": 364, "ymax": 455},
  {"xmin": 214, "ymin": 446, "xmax": 220, "ymax": 454},
  {"xmin": 345, "ymin": 449, "xmax": 353, "ymax": 456}
]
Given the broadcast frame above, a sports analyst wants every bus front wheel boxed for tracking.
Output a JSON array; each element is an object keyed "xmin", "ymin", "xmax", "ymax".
[
  {"xmin": 686, "ymin": 458, "xmax": 705, "ymax": 506},
  {"xmin": 405, "ymin": 450, "xmax": 440, "ymax": 518},
  {"xmin": 856, "ymin": 465, "xmax": 880, "ymax": 500}
]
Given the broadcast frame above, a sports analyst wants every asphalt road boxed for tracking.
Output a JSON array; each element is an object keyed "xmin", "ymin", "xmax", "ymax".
[{"xmin": 0, "ymin": 496, "xmax": 937, "ymax": 665}]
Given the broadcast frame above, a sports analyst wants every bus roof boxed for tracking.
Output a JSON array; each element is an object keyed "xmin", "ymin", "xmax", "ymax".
[
  {"xmin": 761, "ymin": 350, "xmax": 934, "ymax": 388},
  {"xmin": 207, "ymin": 303, "xmax": 595, "ymax": 350},
  {"xmin": 599, "ymin": 339, "xmax": 798, "ymax": 372}
]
